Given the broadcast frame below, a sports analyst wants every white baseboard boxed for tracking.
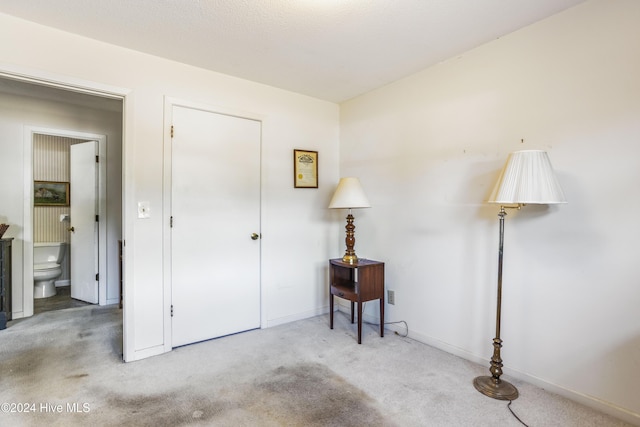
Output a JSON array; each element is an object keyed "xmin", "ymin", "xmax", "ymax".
[
  {"xmin": 264, "ymin": 305, "xmax": 330, "ymax": 328},
  {"xmin": 511, "ymin": 369, "xmax": 640, "ymax": 426},
  {"xmin": 9, "ymin": 311, "xmax": 24, "ymax": 320},
  {"xmin": 335, "ymin": 302, "xmax": 383, "ymax": 325},
  {"xmin": 54, "ymin": 279, "xmax": 70, "ymax": 287},
  {"xmin": 127, "ymin": 344, "xmax": 167, "ymax": 362}
]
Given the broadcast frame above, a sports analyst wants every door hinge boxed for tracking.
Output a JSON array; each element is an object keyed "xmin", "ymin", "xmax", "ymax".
[
  {"xmin": 171, "ymin": 305, "xmax": 174, "ymax": 317},
  {"xmin": 95, "ymin": 214, "xmax": 99, "ymax": 222},
  {"xmin": 170, "ymin": 216, "xmax": 173, "ymax": 228},
  {"xmin": 171, "ymin": 125, "xmax": 174, "ymax": 138},
  {"xmin": 95, "ymin": 273, "xmax": 99, "ymax": 281},
  {"xmin": 96, "ymin": 155, "xmax": 99, "ymax": 163}
]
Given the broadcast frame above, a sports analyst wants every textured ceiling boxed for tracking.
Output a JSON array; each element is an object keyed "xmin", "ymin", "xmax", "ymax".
[{"xmin": 0, "ymin": 0, "xmax": 586, "ymax": 103}]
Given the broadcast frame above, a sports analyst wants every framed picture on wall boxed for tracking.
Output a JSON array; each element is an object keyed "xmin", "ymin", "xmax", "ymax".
[
  {"xmin": 293, "ymin": 149, "xmax": 318, "ymax": 188},
  {"xmin": 34, "ymin": 181, "xmax": 70, "ymax": 206}
]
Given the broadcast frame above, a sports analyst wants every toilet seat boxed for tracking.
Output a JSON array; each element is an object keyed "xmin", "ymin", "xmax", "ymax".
[
  {"xmin": 34, "ymin": 263, "xmax": 62, "ymax": 282},
  {"xmin": 34, "ymin": 262, "xmax": 60, "ymax": 271}
]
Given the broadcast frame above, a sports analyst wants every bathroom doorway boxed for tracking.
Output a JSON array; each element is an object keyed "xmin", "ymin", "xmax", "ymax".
[{"xmin": 30, "ymin": 131, "xmax": 108, "ymax": 314}]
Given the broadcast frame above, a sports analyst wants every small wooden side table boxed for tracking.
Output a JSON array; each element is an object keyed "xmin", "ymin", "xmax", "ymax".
[{"xmin": 329, "ymin": 258, "xmax": 385, "ymax": 344}]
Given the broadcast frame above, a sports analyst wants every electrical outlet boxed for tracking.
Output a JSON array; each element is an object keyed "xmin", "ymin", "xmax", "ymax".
[{"xmin": 387, "ymin": 290, "xmax": 395, "ymax": 305}]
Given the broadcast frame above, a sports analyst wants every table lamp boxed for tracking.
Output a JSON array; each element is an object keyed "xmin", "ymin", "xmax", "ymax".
[{"xmin": 329, "ymin": 177, "xmax": 371, "ymax": 264}]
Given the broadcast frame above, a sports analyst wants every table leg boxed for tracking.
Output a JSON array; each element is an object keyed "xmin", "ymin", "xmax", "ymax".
[
  {"xmin": 350, "ymin": 301, "xmax": 355, "ymax": 324},
  {"xmin": 330, "ymin": 294, "xmax": 334, "ymax": 329},
  {"xmin": 380, "ymin": 297, "xmax": 384, "ymax": 337},
  {"xmin": 357, "ymin": 301, "xmax": 362, "ymax": 344}
]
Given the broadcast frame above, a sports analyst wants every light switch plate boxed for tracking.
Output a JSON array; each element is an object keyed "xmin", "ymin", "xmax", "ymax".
[{"xmin": 137, "ymin": 201, "xmax": 150, "ymax": 219}]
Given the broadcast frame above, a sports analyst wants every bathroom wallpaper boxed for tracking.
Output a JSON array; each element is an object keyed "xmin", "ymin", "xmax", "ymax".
[{"xmin": 33, "ymin": 134, "xmax": 88, "ymax": 244}]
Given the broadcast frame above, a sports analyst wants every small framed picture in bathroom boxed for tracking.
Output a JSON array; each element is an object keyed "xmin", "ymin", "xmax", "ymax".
[{"xmin": 34, "ymin": 181, "xmax": 70, "ymax": 207}]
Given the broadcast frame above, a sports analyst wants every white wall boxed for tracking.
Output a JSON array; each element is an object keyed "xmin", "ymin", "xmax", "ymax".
[
  {"xmin": 340, "ymin": 0, "xmax": 639, "ymax": 423},
  {"xmin": 0, "ymin": 91, "xmax": 122, "ymax": 317},
  {"xmin": 0, "ymin": 13, "xmax": 340, "ymax": 361}
]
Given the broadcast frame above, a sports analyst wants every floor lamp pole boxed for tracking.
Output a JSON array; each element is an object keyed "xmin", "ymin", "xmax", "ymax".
[{"xmin": 473, "ymin": 206, "xmax": 519, "ymax": 400}]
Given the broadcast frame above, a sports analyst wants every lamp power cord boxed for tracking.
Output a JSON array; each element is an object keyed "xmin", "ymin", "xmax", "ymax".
[
  {"xmin": 508, "ymin": 400, "xmax": 529, "ymax": 426},
  {"xmin": 358, "ymin": 302, "xmax": 409, "ymax": 337}
]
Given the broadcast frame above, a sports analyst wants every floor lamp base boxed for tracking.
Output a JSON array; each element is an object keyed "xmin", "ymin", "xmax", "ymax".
[{"xmin": 473, "ymin": 376, "xmax": 519, "ymax": 401}]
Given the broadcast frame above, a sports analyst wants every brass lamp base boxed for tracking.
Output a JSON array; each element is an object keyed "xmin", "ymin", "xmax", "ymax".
[
  {"xmin": 473, "ymin": 376, "xmax": 519, "ymax": 401},
  {"xmin": 341, "ymin": 212, "xmax": 358, "ymax": 264},
  {"xmin": 342, "ymin": 254, "xmax": 358, "ymax": 264}
]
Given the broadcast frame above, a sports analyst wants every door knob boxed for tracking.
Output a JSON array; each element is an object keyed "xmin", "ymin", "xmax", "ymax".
[
  {"xmin": 251, "ymin": 233, "xmax": 260, "ymax": 240},
  {"xmin": 68, "ymin": 226, "xmax": 75, "ymax": 232}
]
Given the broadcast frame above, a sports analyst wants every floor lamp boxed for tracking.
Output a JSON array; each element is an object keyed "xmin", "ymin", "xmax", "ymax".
[
  {"xmin": 474, "ymin": 150, "xmax": 567, "ymax": 400},
  {"xmin": 328, "ymin": 177, "xmax": 371, "ymax": 264}
]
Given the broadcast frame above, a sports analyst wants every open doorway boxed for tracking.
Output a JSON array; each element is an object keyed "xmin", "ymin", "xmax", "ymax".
[
  {"xmin": 0, "ymin": 76, "xmax": 123, "ymax": 319},
  {"xmin": 31, "ymin": 133, "xmax": 107, "ymax": 315}
]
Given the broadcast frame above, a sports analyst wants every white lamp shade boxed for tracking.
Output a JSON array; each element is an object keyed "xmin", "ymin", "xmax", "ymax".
[
  {"xmin": 489, "ymin": 150, "xmax": 567, "ymax": 204},
  {"xmin": 328, "ymin": 177, "xmax": 371, "ymax": 209}
]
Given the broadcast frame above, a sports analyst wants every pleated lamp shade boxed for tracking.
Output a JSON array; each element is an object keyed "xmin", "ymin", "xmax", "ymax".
[
  {"xmin": 489, "ymin": 150, "xmax": 567, "ymax": 205},
  {"xmin": 329, "ymin": 177, "xmax": 371, "ymax": 209}
]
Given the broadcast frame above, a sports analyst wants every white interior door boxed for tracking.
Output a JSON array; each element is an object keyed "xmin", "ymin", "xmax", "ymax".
[
  {"xmin": 70, "ymin": 141, "xmax": 98, "ymax": 304},
  {"xmin": 171, "ymin": 106, "xmax": 261, "ymax": 347}
]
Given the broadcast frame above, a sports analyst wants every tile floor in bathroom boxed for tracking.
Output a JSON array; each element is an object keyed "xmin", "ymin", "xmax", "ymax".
[{"xmin": 34, "ymin": 286, "xmax": 90, "ymax": 314}]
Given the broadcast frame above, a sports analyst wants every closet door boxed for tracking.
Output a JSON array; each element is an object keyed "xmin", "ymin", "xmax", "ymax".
[{"xmin": 171, "ymin": 105, "xmax": 261, "ymax": 347}]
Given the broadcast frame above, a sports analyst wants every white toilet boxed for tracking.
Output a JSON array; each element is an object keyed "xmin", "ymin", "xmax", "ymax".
[{"xmin": 34, "ymin": 242, "xmax": 67, "ymax": 299}]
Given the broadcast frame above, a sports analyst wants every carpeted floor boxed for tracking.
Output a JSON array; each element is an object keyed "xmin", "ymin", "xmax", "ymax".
[{"xmin": 0, "ymin": 305, "xmax": 634, "ymax": 426}]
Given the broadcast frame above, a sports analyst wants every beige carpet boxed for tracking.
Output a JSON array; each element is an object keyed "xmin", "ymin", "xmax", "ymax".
[{"xmin": 0, "ymin": 305, "xmax": 633, "ymax": 426}]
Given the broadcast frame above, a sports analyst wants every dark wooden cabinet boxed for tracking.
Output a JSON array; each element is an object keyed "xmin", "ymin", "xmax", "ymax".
[
  {"xmin": 1, "ymin": 238, "xmax": 13, "ymax": 329},
  {"xmin": 329, "ymin": 258, "xmax": 384, "ymax": 344}
]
